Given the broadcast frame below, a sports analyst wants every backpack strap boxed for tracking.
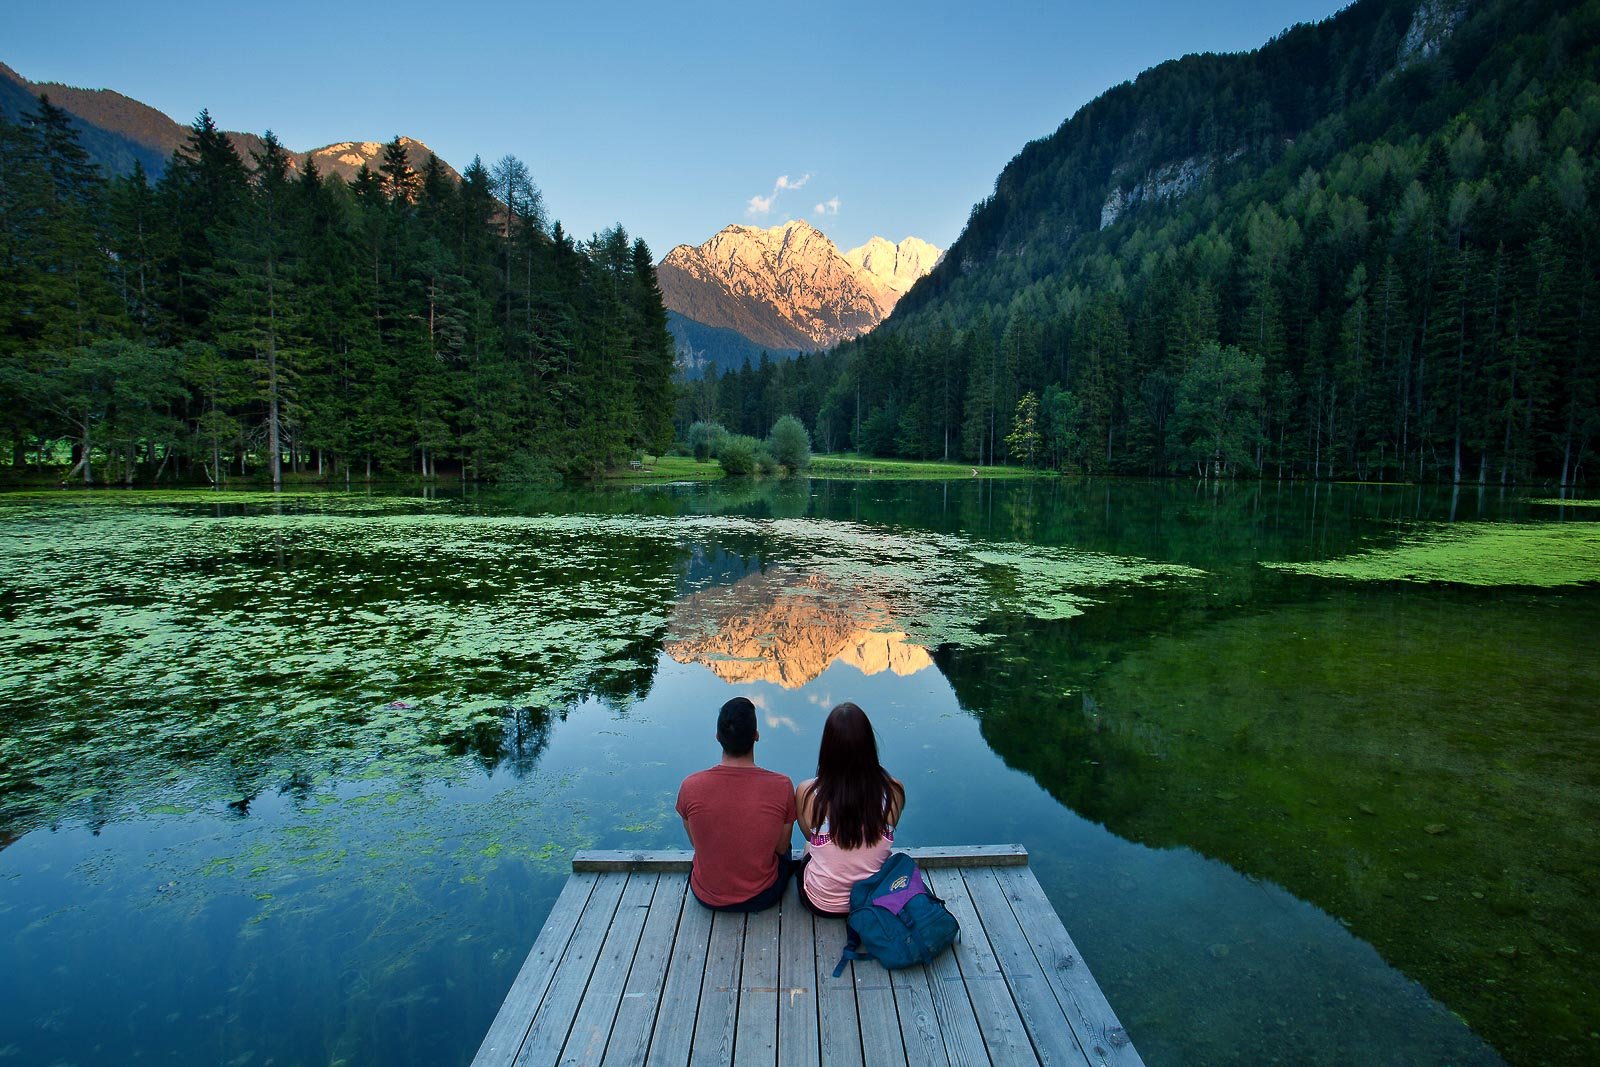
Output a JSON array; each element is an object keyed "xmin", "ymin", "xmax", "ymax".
[{"xmin": 832, "ymin": 925, "xmax": 865, "ymax": 978}]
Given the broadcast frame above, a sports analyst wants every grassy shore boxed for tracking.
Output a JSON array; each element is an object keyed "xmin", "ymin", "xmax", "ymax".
[
  {"xmin": 605, "ymin": 453, "xmax": 1047, "ymax": 482},
  {"xmin": 806, "ymin": 453, "xmax": 1044, "ymax": 479},
  {"xmin": 7, "ymin": 453, "xmax": 1049, "ymax": 490},
  {"xmin": 602, "ymin": 455, "xmax": 726, "ymax": 482}
]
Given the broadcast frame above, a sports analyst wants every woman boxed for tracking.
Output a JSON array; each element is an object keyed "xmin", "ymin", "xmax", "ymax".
[{"xmin": 795, "ymin": 701, "xmax": 906, "ymax": 917}]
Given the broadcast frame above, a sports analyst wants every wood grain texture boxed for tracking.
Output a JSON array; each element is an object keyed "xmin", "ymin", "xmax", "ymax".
[
  {"xmin": 914, "ymin": 869, "xmax": 996, "ymax": 1067},
  {"xmin": 777, "ymin": 879, "xmax": 820, "ymax": 1066},
  {"xmin": 852, "ymin": 960, "xmax": 907, "ymax": 1067},
  {"xmin": 889, "ymin": 964, "xmax": 950, "ymax": 1067},
  {"xmin": 923, "ymin": 867, "xmax": 1035, "ymax": 1066},
  {"xmin": 734, "ymin": 903, "xmax": 781, "ymax": 1065},
  {"xmin": 558, "ymin": 872, "xmax": 658, "ymax": 1066},
  {"xmin": 601, "ymin": 873, "xmax": 687, "ymax": 1067},
  {"xmin": 994, "ymin": 865, "xmax": 1145, "ymax": 1067},
  {"xmin": 689, "ymin": 910, "xmax": 746, "ymax": 1064},
  {"xmin": 813, "ymin": 913, "xmax": 864, "ymax": 1067},
  {"xmin": 961, "ymin": 867, "xmax": 1088, "ymax": 1066},
  {"xmin": 642, "ymin": 883, "xmax": 714, "ymax": 1067},
  {"xmin": 471, "ymin": 872, "xmax": 597, "ymax": 1067},
  {"xmin": 511, "ymin": 872, "xmax": 629, "ymax": 1066},
  {"xmin": 481, "ymin": 852, "xmax": 1138, "ymax": 1067}
]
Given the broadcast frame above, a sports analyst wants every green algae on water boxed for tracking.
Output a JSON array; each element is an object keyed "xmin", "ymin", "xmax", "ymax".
[
  {"xmin": 971, "ymin": 546, "xmax": 1205, "ymax": 620},
  {"xmin": 0, "ymin": 497, "xmax": 1204, "ymax": 831},
  {"xmin": 1265, "ymin": 522, "xmax": 1600, "ymax": 587}
]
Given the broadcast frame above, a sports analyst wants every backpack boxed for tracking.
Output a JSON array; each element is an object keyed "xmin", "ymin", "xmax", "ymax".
[{"xmin": 832, "ymin": 852, "xmax": 960, "ymax": 977}]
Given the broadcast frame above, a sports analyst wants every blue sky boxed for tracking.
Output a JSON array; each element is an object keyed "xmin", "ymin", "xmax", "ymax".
[{"xmin": 3, "ymin": 0, "xmax": 1347, "ymax": 258}]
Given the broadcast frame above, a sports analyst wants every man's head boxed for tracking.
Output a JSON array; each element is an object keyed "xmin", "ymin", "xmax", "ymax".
[{"xmin": 716, "ymin": 696, "xmax": 758, "ymax": 757}]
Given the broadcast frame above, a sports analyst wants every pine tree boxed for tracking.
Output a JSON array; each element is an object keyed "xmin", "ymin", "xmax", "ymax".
[{"xmin": 1005, "ymin": 391, "xmax": 1042, "ymax": 467}]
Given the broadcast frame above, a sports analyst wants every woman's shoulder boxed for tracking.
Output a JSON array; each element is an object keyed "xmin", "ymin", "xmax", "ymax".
[{"xmin": 886, "ymin": 774, "xmax": 906, "ymax": 818}]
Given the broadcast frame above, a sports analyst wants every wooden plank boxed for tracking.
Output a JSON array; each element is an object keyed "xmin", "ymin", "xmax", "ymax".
[
  {"xmin": 602, "ymin": 873, "xmax": 688, "ymax": 1067},
  {"xmin": 776, "ymin": 878, "xmax": 819, "ymax": 1066},
  {"xmin": 571, "ymin": 844, "xmax": 1028, "ymax": 873},
  {"xmin": 923, "ymin": 868, "xmax": 1035, "ymax": 1066},
  {"xmin": 480, "ymin": 850, "xmax": 1133, "ymax": 1067},
  {"xmin": 994, "ymin": 865, "xmax": 1143, "ymax": 1067},
  {"xmin": 689, "ymin": 910, "xmax": 746, "ymax": 1064},
  {"xmin": 852, "ymin": 953, "xmax": 907, "ymax": 1066},
  {"xmin": 901, "ymin": 844, "xmax": 1029, "ymax": 868},
  {"xmin": 558, "ymin": 872, "xmax": 659, "ymax": 1066},
  {"xmin": 643, "ymin": 884, "xmax": 715, "ymax": 1067},
  {"xmin": 733, "ymin": 902, "xmax": 781, "ymax": 1066},
  {"xmin": 812, "ymin": 913, "xmax": 863, "ymax": 1067},
  {"xmin": 574, "ymin": 849, "xmax": 694, "ymax": 872},
  {"xmin": 511, "ymin": 872, "xmax": 629, "ymax": 1067},
  {"xmin": 916, "ymin": 869, "xmax": 997, "ymax": 1067},
  {"xmin": 889, "ymin": 965, "xmax": 950, "ymax": 1067},
  {"xmin": 962, "ymin": 868, "xmax": 1090, "ymax": 1066},
  {"xmin": 472, "ymin": 872, "xmax": 598, "ymax": 1067}
]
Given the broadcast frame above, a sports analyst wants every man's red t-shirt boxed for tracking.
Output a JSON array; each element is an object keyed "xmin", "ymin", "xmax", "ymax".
[{"xmin": 676, "ymin": 764, "xmax": 796, "ymax": 906}]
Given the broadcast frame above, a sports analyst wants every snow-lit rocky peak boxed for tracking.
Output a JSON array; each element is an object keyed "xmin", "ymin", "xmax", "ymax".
[
  {"xmin": 657, "ymin": 223, "xmax": 942, "ymax": 351},
  {"xmin": 845, "ymin": 235, "xmax": 943, "ymax": 295}
]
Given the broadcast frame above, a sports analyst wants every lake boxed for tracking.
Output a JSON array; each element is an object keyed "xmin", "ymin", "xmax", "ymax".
[{"xmin": 2, "ymin": 479, "xmax": 1597, "ymax": 1065}]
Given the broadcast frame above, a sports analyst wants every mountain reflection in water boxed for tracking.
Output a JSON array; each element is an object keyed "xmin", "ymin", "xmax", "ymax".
[{"xmin": 664, "ymin": 566, "xmax": 934, "ymax": 688}]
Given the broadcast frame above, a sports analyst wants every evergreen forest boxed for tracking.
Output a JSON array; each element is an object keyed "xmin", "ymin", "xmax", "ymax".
[
  {"xmin": 0, "ymin": 102, "xmax": 677, "ymax": 486},
  {"xmin": 692, "ymin": 0, "xmax": 1600, "ymax": 485}
]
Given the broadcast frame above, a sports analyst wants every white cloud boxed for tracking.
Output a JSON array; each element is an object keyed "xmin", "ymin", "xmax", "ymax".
[
  {"xmin": 763, "ymin": 713, "xmax": 800, "ymax": 733},
  {"xmin": 813, "ymin": 196, "xmax": 840, "ymax": 216},
  {"xmin": 747, "ymin": 172, "xmax": 814, "ymax": 216}
]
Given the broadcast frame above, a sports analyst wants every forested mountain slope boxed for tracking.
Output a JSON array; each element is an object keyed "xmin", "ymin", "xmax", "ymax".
[
  {"xmin": 0, "ymin": 103, "xmax": 676, "ymax": 485},
  {"xmin": 0, "ymin": 63, "xmax": 169, "ymax": 178},
  {"xmin": 716, "ymin": 0, "xmax": 1599, "ymax": 484},
  {"xmin": 0, "ymin": 62, "xmax": 455, "ymax": 183}
]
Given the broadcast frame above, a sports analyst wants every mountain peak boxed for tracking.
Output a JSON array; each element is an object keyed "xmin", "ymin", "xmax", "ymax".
[
  {"xmin": 0, "ymin": 61, "xmax": 457, "ymax": 184},
  {"xmin": 843, "ymin": 235, "xmax": 944, "ymax": 296},
  {"xmin": 657, "ymin": 223, "xmax": 941, "ymax": 352}
]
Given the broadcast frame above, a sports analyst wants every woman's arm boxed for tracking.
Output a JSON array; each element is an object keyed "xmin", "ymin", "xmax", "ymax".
[
  {"xmin": 886, "ymin": 776, "xmax": 906, "ymax": 824},
  {"xmin": 794, "ymin": 778, "xmax": 816, "ymax": 836}
]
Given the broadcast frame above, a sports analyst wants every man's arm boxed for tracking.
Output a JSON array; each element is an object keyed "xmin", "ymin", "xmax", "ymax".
[
  {"xmin": 776, "ymin": 780, "xmax": 798, "ymax": 856},
  {"xmin": 676, "ymin": 787, "xmax": 695, "ymax": 850},
  {"xmin": 773, "ymin": 813, "xmax": 794, "ymax": 858}
]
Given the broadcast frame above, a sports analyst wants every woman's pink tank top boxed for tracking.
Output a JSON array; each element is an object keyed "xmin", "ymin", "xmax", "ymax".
[{"xmin": 803, "ymin": 800, "xmax": 896, "ymax": 913}]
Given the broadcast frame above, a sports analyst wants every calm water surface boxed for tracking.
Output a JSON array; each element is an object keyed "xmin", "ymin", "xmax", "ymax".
[{"xmin": 1, "ymin": 479, "xmax": 1596, "ymax": 1065}]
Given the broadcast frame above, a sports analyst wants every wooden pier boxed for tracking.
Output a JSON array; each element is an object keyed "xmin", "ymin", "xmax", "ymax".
[{"xmin": 472, "ymin": 844, "xmax": 1141, "ymax": 1066}]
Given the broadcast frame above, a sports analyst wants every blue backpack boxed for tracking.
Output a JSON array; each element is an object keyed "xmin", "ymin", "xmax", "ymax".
[{"xmin": 832, "ymin": 852, "xmax": 960, "ymax": 976}]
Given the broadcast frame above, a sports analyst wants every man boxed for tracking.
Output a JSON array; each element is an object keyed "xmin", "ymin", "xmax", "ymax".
[{"xmin": 675, "ymin": 696, "xmax": 796, "ymax": 911}]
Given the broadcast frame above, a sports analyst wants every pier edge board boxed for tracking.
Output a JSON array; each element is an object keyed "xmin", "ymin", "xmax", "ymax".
[{"xmin": 572, "ymin": 844, "xmax": 1028, "ymax": 873}]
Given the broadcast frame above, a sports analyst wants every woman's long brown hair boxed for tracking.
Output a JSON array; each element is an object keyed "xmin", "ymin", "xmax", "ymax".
[{"xmin": 805, "ymin": 702, "xmax": 902, "ymax": 850}]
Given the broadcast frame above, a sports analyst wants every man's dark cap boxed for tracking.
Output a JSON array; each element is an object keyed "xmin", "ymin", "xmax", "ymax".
[{"xmin": 717, "ymin": 697, "xmax": 757, "ymax": 755}]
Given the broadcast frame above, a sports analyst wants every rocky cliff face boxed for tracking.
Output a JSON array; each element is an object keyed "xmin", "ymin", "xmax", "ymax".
[
  {"xmin": 843, "ymin": 235, "xmax": 943, "ymax": 296},
  {"xmin": 658, "ymin": 220, "xmax": 941, "ymax": 353}
]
